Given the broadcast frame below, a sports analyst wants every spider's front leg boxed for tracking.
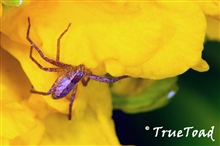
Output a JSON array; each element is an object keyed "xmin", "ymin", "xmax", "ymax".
[
  {"xmin": 56, "ymin": 23, "xmax": 71, "ymax": 62},
  {"xmin": 27, "ymin": 17, "xmax": 56, "ymax": 66},
  {"xmin": 27, "ymin": 17, "xmax": 72, "ymax": 68},
  {"xmin": 87, "ymin": 74, "xmax": 129, "ymax": 83}
]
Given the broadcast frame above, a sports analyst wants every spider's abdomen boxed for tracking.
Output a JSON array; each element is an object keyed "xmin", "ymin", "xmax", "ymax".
[{"xmin": 52, "ymin": 71, "xmax": 84, "ymax": 98}]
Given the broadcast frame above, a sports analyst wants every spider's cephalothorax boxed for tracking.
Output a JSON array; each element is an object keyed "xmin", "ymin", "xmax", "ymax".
[{"xmin": 26, "ymin": 17, "xmax": 129, "ymax": 120}]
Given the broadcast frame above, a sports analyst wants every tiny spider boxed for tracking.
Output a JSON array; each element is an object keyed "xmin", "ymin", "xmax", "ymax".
[{"xmin": 26, "ymin": 17, "xmax": 129, "ymax": 120}]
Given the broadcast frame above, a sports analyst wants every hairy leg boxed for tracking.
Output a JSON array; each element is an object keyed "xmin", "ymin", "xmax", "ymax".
[
  {"xmin": 30, "ymin": 46, "xmax": 64, "ymax": 72},
  {"xmin": 68, "ymin": 87, "xmax": 77, "ymax": 120},
  {"xmin": 27, "ymin": 17, "xmax": 71, "ymax": 68},
  {"xmin": 87, "ymin": 74, "xmax": 129, "ymax": 83},
  {"xmin": 56, "ymin": 23, "xmax": 71, "ymax": 62}
]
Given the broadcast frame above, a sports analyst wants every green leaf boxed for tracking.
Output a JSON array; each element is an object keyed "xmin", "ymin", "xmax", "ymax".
[
  {"xmin": 2, "ymin": 0, "xmax": 22, "ymax": 7},
  {"xmin": 112, "ymin": 77, "xmax": 178, "ymax": 113}
]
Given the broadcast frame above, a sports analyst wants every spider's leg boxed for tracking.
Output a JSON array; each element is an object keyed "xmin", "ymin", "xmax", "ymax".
[
  {"xmin": 30, "ymin": 46, "xmax": 63, "ymax": 72},
  {"xmin": 81, "ymin": 77, "xmax": 90, "ymax": 86},
  {"xmin": 56, "ymin": 23, "xmax": 71, "ymax": 62},
  {"xmin": 87, "ymin": 74, "xmax": 129, "ymax": 83},
  {"xmin": 68, "ymin": 87, "xmax": 77, "ymax": 120},
  {"xmin": 27, "ymin": 17, "xmax": 71, "ymax": 68},
  {"xmin": 30, "ymin": 86, "xmax": 52, "ymax": 95}
]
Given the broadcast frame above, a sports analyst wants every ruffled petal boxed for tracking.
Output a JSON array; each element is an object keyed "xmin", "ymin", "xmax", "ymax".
[{"xmin": 1, "ymin": 1, "xmax": 208, "ymax": 79}]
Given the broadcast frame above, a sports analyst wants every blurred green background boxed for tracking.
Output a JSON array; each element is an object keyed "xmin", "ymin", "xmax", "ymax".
[{"xmin": 113, "ymin": 41, "xmax": 220, "ymax": 146}]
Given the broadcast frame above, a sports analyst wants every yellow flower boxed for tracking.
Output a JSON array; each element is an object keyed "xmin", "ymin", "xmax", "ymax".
[{"xmin": 1, "ymin": 1, "xmax": 219, "ymax": 145}]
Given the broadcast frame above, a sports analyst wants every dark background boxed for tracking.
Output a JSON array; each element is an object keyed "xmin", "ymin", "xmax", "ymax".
[{"xmin": 113, "ymin": 41, "xmax": 220, "ymax": 146}]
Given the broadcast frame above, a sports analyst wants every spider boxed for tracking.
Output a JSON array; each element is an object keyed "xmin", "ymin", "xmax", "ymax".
[{"xmin": 26, "ymin": 17, "xmax": 129, "ymax": 120}]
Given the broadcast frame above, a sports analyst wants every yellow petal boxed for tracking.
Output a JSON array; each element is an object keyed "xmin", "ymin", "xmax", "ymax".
[
  {"xmin": 0, "ymin": 49, "xmax": 37, "ymax": 143},
  {"xmin": 196, "ymin": 0, "xmax": 220, "ymax": 20},
  {"xmin": 10, "ymin": 120, "xmax": 45, "ymax": 145},
  {"xmin": 1, "ymin": 86, "xmax": 35, "ymax": 140},
  {"xmin": 206, "ymin": 16, "xmax": 220, "ymax": 41},
  {"xmin": 2, "ymin": 1, "xmax": 208, "ymax": 80},
  {"xmin": 192, "ymin": 59, "xmax": 210, "ymax": 72},
  {"xmin": 195, "ymin": 1, "xmax": 220, "ymax": 41}
]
